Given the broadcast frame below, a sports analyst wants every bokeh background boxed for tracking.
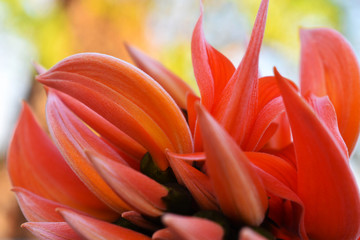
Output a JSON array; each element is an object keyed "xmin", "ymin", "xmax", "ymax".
[{"xmin": 0, "ymin": 0, "xmax": 359, "ymax": 238}]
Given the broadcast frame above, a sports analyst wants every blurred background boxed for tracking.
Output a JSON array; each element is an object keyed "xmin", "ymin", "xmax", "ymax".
[{"xmin": 0, "ymin": 0, "xmax": 359, "ymax": 238}]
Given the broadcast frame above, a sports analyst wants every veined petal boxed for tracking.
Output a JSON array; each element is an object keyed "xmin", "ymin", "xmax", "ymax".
[
  {"xmin": 300, "ymin": 28, "xmax": 360, "ymax": 154},
  {"xmin": 167, "ymin": 151, "xmax": 218, "ymax": 210},
  {"xmin": 275, "ymin": 68, "xmax": 360, "ymax": 240},
  {"xmin": 163, "ymin": 214, "xmax": 224, "ymax": 240},
  {"xmin": 197, "ymin": 104, "xmax": 268, "ymax": 226},
  {"xmin": 55, "ymin": 89, "xmax": 146, "ymax": 162},
  {"xmin": 46, "ymin": 91, "xmax": 131, "ymax": 213},
  {"xmin": 22, "ymin": 222, "xmax": 82, "ymax": 240},
  {"xmin": 191, "ymin": 1, "xmax": 235, "ymax": 110},
  {"xmin": 58, "ymin": 208, "xmax": 151, "ymax": 240},
  {"xmin": 88, "ymin": 152, "xmax": 168, "ymax": 217},
  {"xmin": 38, "ymin": 53, "xmax": 193, "ymax": 170},
  {"xmin": 213, "ymin": 0, "xmax": 269, "ymax": 147},
  {"xmin": 126, "ymin": 44, "xmax": 196, "ymax": 110},
  {"xmin": 13, "ymin": 187, "xmax": 74, "ymax": 222},
  {"xmin": 7, "ymin": 103, "xmax": 117, "ymax": 221}
]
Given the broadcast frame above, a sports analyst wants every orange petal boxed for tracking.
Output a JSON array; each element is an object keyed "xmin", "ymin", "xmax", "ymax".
[
  {"xmin": 187, "ymin": 92, "xmax": 200, "ymax": 136},
  {"xmin": 238, "ymin": 227, "xmax": 267, "ymax": 240},
  {"xmin": 38, "ymin": 53, "xmax": 193, "ymax": 170},
  {"xmin": 22, "ymin": 222, "xmax": 82, "ymax": 240},
  {"xmin": 58, "ymin": 208, "xmax": 151, "ymax": 240},
  {"xmin": 46, "ymin": 91, "xmax": 131, "ymax": 213},
  {"xmin": 212, "ymin": 0, "xmax": 269, "ymax": 147},
  {"xmin": 13, "ymin": 187, "xmax": 74, "ymax": 222},
  {"xmin": 275, "ymin": 68, "xmax": 360, "ymax": 239},
  {"xmin": 167, "ymin": 151, "xmax": 218, "ymax": 210},
  {"xmin": 191, "ymin": 1, "xmax": 235, "ymax": 110},
  {"xmin": 300, "ymin": 28, "xmax": 360, "ymax": 154},
  {"xmin": 163, "ymin": 214, "xmax": 224, "ymax": 240},
  {"xmin": 88, "ymin": 152, "xmax": 168, "ymax": 217},
  {"xmin": 196, "ymin": 104, "xmax": 268, "ymax": 225},
  {"xmin": 126, "ymin": 44, "xmax": 196, "ymax": 110},
  {"xmin": 7, "ymin": 103, "xmax": 117, "ymax": 221},
  {"xmin": 55, "ymin": 89, "xmax": 146, "ymax": 161}
]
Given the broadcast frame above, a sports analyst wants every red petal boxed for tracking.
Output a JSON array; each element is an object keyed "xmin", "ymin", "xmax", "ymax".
[
  {"xmin": 126, "ymin": 44, "xmax": 196, "ymax": 110},
  {"xmin": 153, "ymin": 228, "xmax": 179, "ymax": 240},
  {"xmin": 38, "ymin": 53, "xmax": 193, "ymax": 170},
  {"xmin": 275, "ymin": 68, "xmax": 360, "ymax": 239},
  {"xmin": 212, "ymin": 0, "xmax": 269, "ymax": 148},
  {"xmin": 191, "ymin": 2, "xmax": 235, "ymax": 110},
  {"xmin": 197, "ymin": 104, "xmax": 268, "ymax": 225},
  {"xmin": 88, "ymin": 151, "xmax": 168, "ymax": 217},
  {"xmin": 163, "ymin": 214, "xmax": 224, "ymax": 240},
  {"xmin": 46, "ymin": 91, "xmax": 131, "ymax": 213},
  {"xmin": 167, "ymin": 151, "xmax": 218, "ymax": 210},
  {"xmin": 300, "ymin": 28, "xmax": 360, "ymax": 154},
  {"xmin": 7, "ymin": 103, "xmax": 117, "ymax": 221},
  {"xmin": 22, "ymin": 222, "xmax": 82, "ymax": 240},
  {"xmin": 59, "ymin": 208, "xmax": 151, "ymax": 240}
]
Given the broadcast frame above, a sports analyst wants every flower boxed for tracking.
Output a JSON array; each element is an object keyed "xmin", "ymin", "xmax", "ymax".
[{"xmin": 7, "ymin": 0, "xmax": 360, "ymax": 239}]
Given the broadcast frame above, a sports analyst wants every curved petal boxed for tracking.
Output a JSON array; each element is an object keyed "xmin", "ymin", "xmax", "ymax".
[
  {"xmin": 197, "ymin": 104, "xmax": 268, "ymax": 226},
  {"xmin": 167, "ymin": 151, "xmax": 218, "ymax": 210},
  {"xmin": 58, "ymin": 208, "xmax": 151, "ymax": 240},
  {"xmin": 22, "ymin": 222, "xmax": 82, "ymax": 240},
  {"xmin": 55, "ymin": 89, "xmax": 146, "ymax": 162},
  {"xmin": 163, "ymin": 214, "xmax": 224, "ymax": 240},
  {"xmin": 121, "ymin": 211, "xmax": 160, "ymax": 231},
  {"xmin": 275, "ymin": 68, "xmax": 360, "ymax": 240},
  {"xmin": 212, "ymin": 0, "xmax": 269, "ymax": 147},
  {"xmin": 238, "ymin": 227, "xmax": 267, "ymax": 240},
  {"xmin": 7, "ymin": 103, "xmax": 117, "ymax": 221},
  {"xmin": 46, "ymin": 91, "xmax": 131, "ymax": 213},
  {"xmin": 38, "ymin": 53, "xmax": 193, "ymax": 170},
  {"xmin": 13, "ymin": 187, "xmax": 74, "ymax": 222},
  {"xmin": 126, "ymin": 44, "xmax": 195, "ymax": 110},
  {"xmin": 88, "ymin": 152, "xmax": 168, "ymax": 217},
  {"xmin": 300, "ymin": 28, "xmax": 360, "ymax": 154},
  {"xmin": 191, "ymin": 2, "xmax": 235, "ymax": 110},
  {"xmin": 152, "ymin": 228, "xmax": 179, "ymax": 240}
]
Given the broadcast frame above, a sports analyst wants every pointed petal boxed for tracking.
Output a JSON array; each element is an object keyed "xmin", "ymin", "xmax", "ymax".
[
  {"xmin": 22, "ymin": 222, "xmax": 82, "ymax": 240},
  {"xmin": 213, "ymin": 0, "xmax": 269, "ymax": 147},
  {"xmin": 163, "ymin": 214, "xmax": 224, "ymax": 240},
  {"xmin": 56, "ymin": 89, "xmax": 146, "ymax": 161},
  {"xmin": 275, "ymin": 68, "xmax": 360, "ymax": 239},
  {"xmin": 38, "ymin": 53, "xmax": 193, "ymax": 170},
  {"xmin": 167, "ymin": 151, "xmax": 218, "ymax": 210},
  {"xmin": 32, "ymin": 61, "xmax": 47, "ymax": 74},
  {"xmin": 239, "ymin": 227, "xmax": 267, "ymax": 240},
  {"xmin": 126, "ymin": 44, "xmax": 195, "ymax": 110},
  {"xmin": 13, "ymin": 187, "xmax": 72, "ymax": 222},
  {"xmin": 46, "ymin": 91, "xmax": 131, "ymax": 213},
  {"xmin": 7, "ymin": 103, "xmax": 117, "ymax": 221},
  {"xmin": 187, "ymin": 92, "xmax": 200, "ymax": 136},
  {"xmin": 197, "ymin": 104, "xmax": 268, "ymax": 225},
  {"xmin": 59, "ymin": 208, "xmax": 151, "ymax": 240},
  {"xmin": 191, "ymin": 2, "xmax": 235, "ymax": 110},
  {"xmin": 300, "ymin": 28, "xmax": 360, "ymax": 154},
  {"xmin": 121, "ymin": 211, "xmax": 160, "ymax": 231},
  {"xmin": 88, "ymin": 152, "xmax": 168, "ymax": 217}
]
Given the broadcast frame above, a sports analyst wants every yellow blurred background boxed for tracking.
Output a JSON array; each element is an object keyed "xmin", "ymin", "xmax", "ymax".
[{"xmin": 0, "ymin": 0, "xmax": 359, "ymax": 238}]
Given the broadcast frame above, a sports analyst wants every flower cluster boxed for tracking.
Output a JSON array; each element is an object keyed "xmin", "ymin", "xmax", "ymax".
[{"xmin": 7, "ymin": 0, "xmax": 360, "ymax": 239}]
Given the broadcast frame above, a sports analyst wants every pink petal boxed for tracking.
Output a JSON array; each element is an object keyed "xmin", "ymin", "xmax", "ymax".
[{"xmin": 22, "ymin": 222, "xmax": 82, "ymax": 240}]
